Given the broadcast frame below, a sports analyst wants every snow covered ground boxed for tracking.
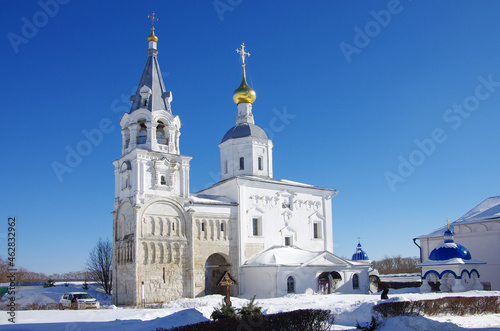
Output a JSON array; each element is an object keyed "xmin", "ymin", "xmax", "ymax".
[{"xmin": 0, "ymin": 284, "xmax": 499, "ymax": 330}]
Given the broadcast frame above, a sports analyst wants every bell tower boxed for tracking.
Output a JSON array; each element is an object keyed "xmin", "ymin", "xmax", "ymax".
[
  {"xmin": 113, "ymin": 13, "xmax": 191, "ymax": 206},
  {"xmin": 219, "ymin": 43, "xmax": 273, "ymax": 180},
  {"xmin": 112, "ymin": 13, "xmax": 192, "ymax": 305}
]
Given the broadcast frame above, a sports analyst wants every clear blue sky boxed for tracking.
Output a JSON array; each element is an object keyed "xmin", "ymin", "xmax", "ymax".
[{"xmin": 1, "ymin": 1, "xmax": 499, "ymax": 275}]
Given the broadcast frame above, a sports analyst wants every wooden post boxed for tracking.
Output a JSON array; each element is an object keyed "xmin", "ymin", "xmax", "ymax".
[
  {"xmin": 217, "ymin": 271, "xmax": 236, "ymax": 306},
  {"xmin": 225, "ymin": 283, "xmax": 231, "ymax": 306}
]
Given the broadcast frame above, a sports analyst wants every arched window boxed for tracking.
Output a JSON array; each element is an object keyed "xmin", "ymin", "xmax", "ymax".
[
  {"xmin": 137, "ymin": 122, "xmax": 147, "ymax": 144},
  {"xmin": 160, "ymin": 176, "xmax": 166, "ymax": 185},
  {"xmin": 353, "ymin": 274, "xmax": 359, "ymax": 290},
  {"xmin": 287, "ymin": 276, "xmax": 295, "ymax": 293},
  {"xmin": 156, "ymin": 123, "xmax": 168, "ymax": 145},
  {"xmin": 239, "ymin": 157, "xmax": 244, "ymax": 170}
]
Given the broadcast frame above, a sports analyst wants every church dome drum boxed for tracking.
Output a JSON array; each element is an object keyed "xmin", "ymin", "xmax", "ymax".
[{"xmin": 221, "ymin": 123, "xmax": 268, "ymax": 143}]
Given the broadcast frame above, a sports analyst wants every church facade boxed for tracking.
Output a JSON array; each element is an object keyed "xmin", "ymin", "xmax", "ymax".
[{"xmin": 112, "ymin": 25, "xmax": 370, "ymax": 306}]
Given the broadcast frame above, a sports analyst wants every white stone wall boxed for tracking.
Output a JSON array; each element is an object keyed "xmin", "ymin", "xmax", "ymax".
[
  {"xmin": 114, "ymin": 264, "xmax": 136, "ymax": 305},
  {"xmin": 191, "ymin": 204, "xmax": 238, "ymax": 297},
  {"xmin": 239, "ymin": 185, "xmax": 334, "ymax": 253},
  {"xmin": 137, "ymin": 240, "xmax": 189, "ymax": 303},
  {"xmin": 242, "ymin": 266, "xmax": 369, "ymax": 298},
  {"xmin": 113, "ymin": 200, "xmax": 137, "ymax": 305},
  {"xmin": 199, "ymin": 178, "xmax": 335, "ymax": 255}
]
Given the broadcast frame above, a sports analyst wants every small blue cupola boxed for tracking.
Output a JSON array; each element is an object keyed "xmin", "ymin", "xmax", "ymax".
[
  {"xmin": 352, "ymin": 238, "xmax": 369, "ymax": 261},
  {"xmin": 428, "ymin": 219, "xmax": 472, "ymax": 261},
  {"xmin": 416, "ymin": 219, "xmax": 485, "ymax": 293}
]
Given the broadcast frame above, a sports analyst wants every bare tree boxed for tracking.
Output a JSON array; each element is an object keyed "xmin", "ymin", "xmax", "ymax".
[
  {"xmin": 373, "ymin": 255, "xmax": 420, "ymax": 274},
  {"xmin": 86, "ymin": 238, "xmax": 112, "ymax": 295}
]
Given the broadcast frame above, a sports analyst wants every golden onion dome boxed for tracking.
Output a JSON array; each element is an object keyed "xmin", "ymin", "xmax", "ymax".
[
  {"xmin": 148, "ymin": 27, "xmax": 158, "ymax": 42},
  {"xmin": 233, "ymin": 66, "xmax": 256, "ymax": 104}
]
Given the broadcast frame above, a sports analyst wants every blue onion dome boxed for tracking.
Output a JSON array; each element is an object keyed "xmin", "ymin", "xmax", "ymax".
[
  {"xmin": 428, "ymin": 226, "xmax": 472, "ymax": 261},
  {"xmin": 352, "ymin": 242, "xmax": 369, "ymax": 261}
]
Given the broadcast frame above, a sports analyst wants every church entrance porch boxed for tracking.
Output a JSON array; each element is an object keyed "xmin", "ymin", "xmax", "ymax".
[
  {"xmin": 205, "ymin": 253, "xmax": 231, "ymax": 295},
  {"xmin": 318, "ymin": 271, "xmax": 342, "ymax": 294}
]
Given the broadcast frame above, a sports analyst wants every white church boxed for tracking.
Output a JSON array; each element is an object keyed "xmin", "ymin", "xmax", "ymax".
[{"xmin": 112, "ymin": 20, "xmax": 371, "ymax": 306}]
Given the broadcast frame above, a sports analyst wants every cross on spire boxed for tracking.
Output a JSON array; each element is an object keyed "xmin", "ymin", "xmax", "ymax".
[
  {"xmin": 358, "ymin": 237, "xmax": 361, "ymax": 243},
  {"xmin": 148, "ymin": 11, "xmax": 159, "ymax": 27},
  {"xmin": 236, "ymin": 43, "xmax": 250, "ymax": 65},
  {"xmin": 446, "ymin": 218, "xmax": 450, "ymax": 229}
]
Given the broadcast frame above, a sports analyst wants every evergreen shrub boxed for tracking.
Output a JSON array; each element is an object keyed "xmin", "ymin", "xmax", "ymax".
[
  {"xmin": 373, "ymin": 296, "xmax": 500, "ymax": 317},
  {"xmin": 158, "ymin": 308, "xmax": 334, "ymax": 331}
]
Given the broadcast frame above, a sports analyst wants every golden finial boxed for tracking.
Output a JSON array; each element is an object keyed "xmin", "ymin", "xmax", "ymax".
[
  {"xmin": 147, "ymin": 11, "xmax": 159, "ymax": 42},
  {"xmin": 236, "ymin": 43, "xmax": 251, "ymax": 66},
  {"xmin": 358, "ymin": 237, "xmax": 361, "ymax": 244},
  {"xmin": 446, "ymin": 218, "xmax": 450, "ymax": 229}
]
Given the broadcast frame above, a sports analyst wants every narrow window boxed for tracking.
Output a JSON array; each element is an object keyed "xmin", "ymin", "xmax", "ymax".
[
  {"xmin": 258, "ymin": 156, "xmax": 263, "ymax": 170},
  {"xmin": 160, "ymin": 176, "xmax": 166, "ymax": 185},
  {"xmin": 287, "ymin": 276, "xmax": 295, "ymax": 293},
  {"xmin": 284, "ymin": 236, "xmax": 291, "ymax": 246},
  {"xmin": 172, "ymin": 222, "xmax": 175, "ymax": 231},
  {"xmin": 221, "ymin": 223, "xmax": 225, "ymax": 231},
  {"xmin": 239, "ymin": 157, "xmax": 244, "ymax": 170},
  {"xmin": 252, "ymin": 218, "xmax": 259, "ymax": 236},
  {"xmin": 224, "ymin": 160, "xmax": 228, "ymax": 174},
  {"xmin": 353, "ymin": 274, "xmax": 359, "ymax": 289},
  {"xmin": 313, "ymin": 223, "xmax": 319, "ymax": 239},
  {"xmin": 163, "ymin": 267, "xmax": 166, "ymax": 283},
  {"xmin": 202, "ymin": 223, "xmax": 205, "ymax": 231}
]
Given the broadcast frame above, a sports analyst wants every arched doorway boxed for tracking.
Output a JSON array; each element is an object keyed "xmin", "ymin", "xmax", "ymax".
[
  {"xmin": 205, "ymin": 253, "xmax": 231, "ymax": 295},
  {"xmin": 318, "ymin": 271, "xmax": 342, "ymax": 294},
  {"xmin": 318, "ymin": 272, "xmax": 330, "ymax": 294}
]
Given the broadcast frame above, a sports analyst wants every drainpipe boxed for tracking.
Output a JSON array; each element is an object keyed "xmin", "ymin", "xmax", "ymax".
[{"xmin": 413, "ymin": 238, "xmax": 422, "ymax": 263}]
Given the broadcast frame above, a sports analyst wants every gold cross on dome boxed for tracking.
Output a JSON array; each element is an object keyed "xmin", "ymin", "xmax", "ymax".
[
  {"xmin": 358, "ymin": 237, "xmax": 360, "ymax": 243},
  {"xmin": 148, "ymin": 11, "xmax": 159, "ymax": 27},
  {"xmin": 446, "ymin": 218, "xmax": 450, "ymax": 229},
  {"xmin": 236, "ymin": 43, "xmax": 250, "ymax": 65}
]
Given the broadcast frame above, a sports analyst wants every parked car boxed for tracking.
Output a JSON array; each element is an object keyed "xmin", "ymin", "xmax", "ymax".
[{"xmin": 59, "ymin": 292, "xmax": 100, "ymax": 310}]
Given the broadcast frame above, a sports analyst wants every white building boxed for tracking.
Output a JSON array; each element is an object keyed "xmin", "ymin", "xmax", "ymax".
[
  {"xmin": 416, "ymin": 196, "xmax": 500, "ymax": 290},
  {"xmin": 112, "ymin": 26, "xmax": 371, "ymax": 306}
]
